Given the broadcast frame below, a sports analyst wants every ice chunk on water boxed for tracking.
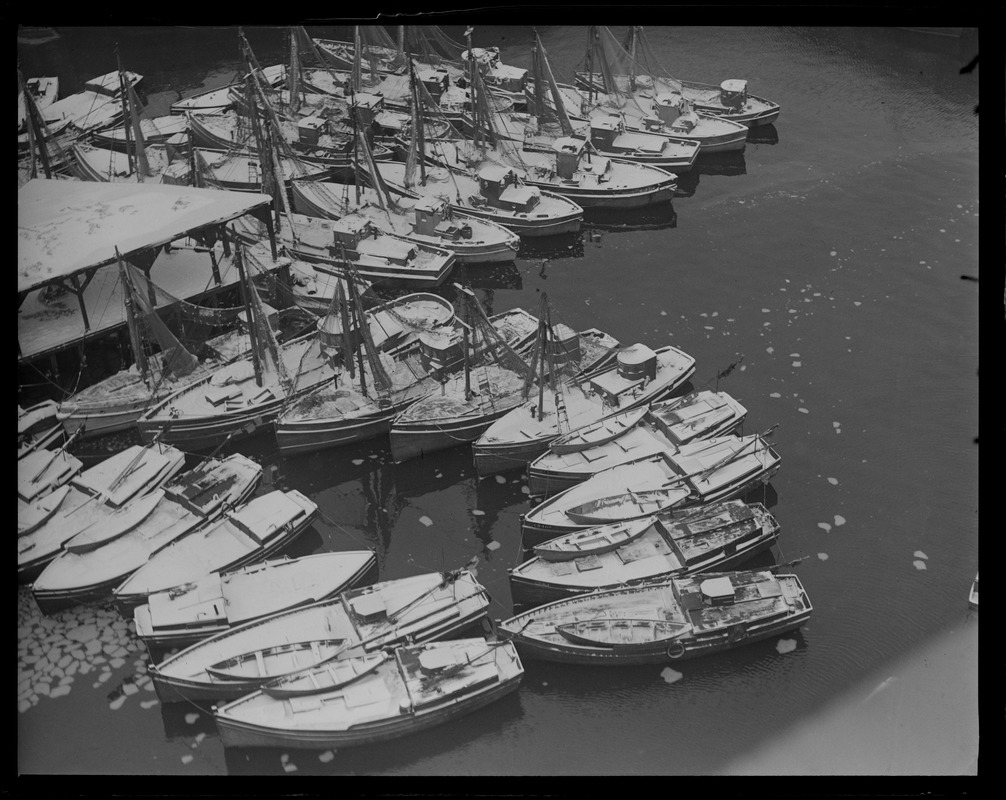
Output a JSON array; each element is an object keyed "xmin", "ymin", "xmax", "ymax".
[
  {"xmin": 319, "ymin": 750, "xmax": 335, "ymax": 763},
  {"xmin": 914, "ymin": 550, "xmax": 927, "ymax": 560},
  {"xmin": 419, "ymin": 516, "xmax": 433, "ymax": 527},
  {"xmin": 818, "ymin": 523, "xmax": 832, "ymax": 532},
  {"xmin": 827, "ymin": 477, "xmax": 838, "ymax": 485},
  {"xmin": 834, "ymin": 515, "xmax": 846, "ymax": 526},
  {"xmin": 660, "ymin": 667, "xmax": 683, "ymax": 684},
  {"xmin": 185, "ymin": 712, "xmax": 199, "ymax": 724},
  {"xmin": 817, "ymin": 553, "xmax": 829, "ymax": 561},
  {"xmin": 487, "ymin": 541, "xmax": 501, "ymax": 552},
  {"xmin": 471, "ymin": 509, "xmax": 485, "ymax": 516},
  {"xmin": 776, "ymin": 638, "xmax": 798, "ymax": 654},
  {"xmin": 495, "ymin": 475, "xmax": 507, "ymax": 484},
  {"xmin": 913, "ymin": 560, "xmax": 927, "ymax": 571}
]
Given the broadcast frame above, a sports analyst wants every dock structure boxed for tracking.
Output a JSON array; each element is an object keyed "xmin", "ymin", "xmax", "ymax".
[{"xmin": 18, "ymin": 179, "xmax": 285, "ymax": 367}]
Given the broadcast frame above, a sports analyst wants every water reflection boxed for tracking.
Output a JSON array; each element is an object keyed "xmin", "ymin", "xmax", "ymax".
[
  {"xmin": 583, "ymin": 203, "xmax": 679, "ymax": 232},
  {"xmin": 746, "ymin": 124, "xmax": 780, "ymax": 146},
  {"xmin": 455, "ymin": 259, "xmax": 524, "ymax": 291}
]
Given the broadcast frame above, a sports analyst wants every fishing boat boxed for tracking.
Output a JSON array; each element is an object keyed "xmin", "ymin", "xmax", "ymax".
[
  {"xmin": 132, "ymin": 551, "xmax": 378, "ymax": 654},
  {"xmin": 292, "ymin": 176, "xmax": 523, "ymax": 265},
  {"xmin": 520, "ymin": 431, "xmax": 781, "ymax": 548},
  {"xmin": 18, "ymin": 400, "xmax": 65, "ymax": 459},
  {"xmin": 275, "ymin": 283, "xmax": 449, "ymax": 456},
  {"xmin": 511, "ymin": 500, "xmax": 780, "ymax": 606},
  {"xmin": 148, "ymin": 568, "xmax": 490, "ymax": 704},
  {"xmin": 17, "ymin": 446, "xmax": 83, "ymax": 505},
  {"xmin": 372, "ymin": 159, "xmax": 584, "ymax": 238},
  {"xmin": 213, "ymin": 638, "xmax": 523, "ymax": 750},
  {"xmin": 574, "ymin": 27, "xmax": 781, "ymax": 129},
  {"xmin": 527, "ymin": 389, "xmax": 747, "ymax": 496},
  {"xmin": 90, "ymin": 114, "xmax": 189, "ymax": 151},
  {"xmin": 193, "ymin": 146, "xmax": 336, "ymax": 192},
  {"xmin": 389, "ymin": 292, "xmax": 618, "ymax": 463},
  {"xmin": 969, "ymin": 573, "xmax": 978, "ymax": 609},
  {"xmin": 18, "ymin": 76, "xmax": 59, "ymax": 132},
  {"xmin": 417, "ymin": 306, "xmax": 540, "ymax": 373},
  {"xmin": 40, "ymin": 69, "xmax": 143, "ymax": 135},
  {"xmin": 17, "ymin": 441, "xmax": 187, "ymax": 583},
  {"xmin": 170, "ymin": 64, "xmax": 286, "ymax": 115},
  {"xmin": 498, "ymin": 568, "xmax": 811, "ymax": 666},
  {"xmin": 111, "ymin": 488, "xmax": 318, "ymax": 613},
  {"xmin": 474, "ymin": 340, "xmax": 697, "ymax": 477},
  {"xmin": 276, "ymin": 212, "xmax": 460, "ymax": 289},
  {"xmin": 56, "ymin": 252, "xmax": 316, "ymax": 439},
  {"xmin": 29, "ymin": 454, "xmax": 262, "ymax": 615},
  {"xmin": 135, "ymin": 245, "xmax": 338, "ymax": 451}
]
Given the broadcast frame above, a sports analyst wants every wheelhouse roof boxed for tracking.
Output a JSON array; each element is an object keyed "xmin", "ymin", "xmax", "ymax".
[{"xmin": 18, "ymin": 178, "xmax": 272, "ymax": 294}]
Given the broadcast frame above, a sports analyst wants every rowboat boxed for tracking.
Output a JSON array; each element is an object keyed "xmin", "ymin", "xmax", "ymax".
[
  {"xmin": 527, "ymin": 390, "xmax": 747, "ymax": 496},
  {"xmin": 262, "ymin": 651, "xmax": 388, "ymax": 698},
  {"xmin": 18, "ymin": 76, "xmax": 59, "ymax": 132},
  {"xmin": 473, "ymin": 343, "xmax": 696, "ymax": 477},
  {"xmin": 28, "ymin": 454, "xmax": 262, "ymax": 613},
  {"xmin": 207, "ymin": 639, "xmax": 345, "ymax": 682},
  {"xmin": 512, "ymin": 500, "xmax": 780, "ymax": 606},
  {"xmin": 498, "ymin": 569, "xmax": 811, "ymax": 666},
  {"xmin": 90, "ymin": 114, "xmax": 189, "ymax": 151},
  {"xmin": 148, "ymin": 569, "xmax": 490, "ymax": 704},
  {"xmin": 548, "ymin": 406, "xmax": 649, "ymax": 454},
  {"xmin": 41, "ymin": 69, "xmax": 143, "ymax": 135},
  {"xmin": 969, "ymin": 573, "xmax": 978, "ymax": 609},
  {"xmin": 112, "ymin": 489, "xmax": 318, "ymax": 612},
  {"xmin": 520, "ymin": 432, "xmax": 781, "ymax": 548},
  {"xmin": 132, "ymin": 551, "xmax": 378, "ymax": 654},
  {"xmin": 213, "ymin": 638, "xmax": 523, "ymax": 750},
  {"xmin": 291, "ymin": 178, "xmax": 524, "ymax": 265},
  {"xmin": 17, "ymin": 447, "xmax": 83, "ymax": 504},
  {"xmin": 17, "ymin": 441, "xmax": 187, "ymax": 583},
  {"xmin": 18, "ymin": 400, "xmax": 65, "ymax": 459}
]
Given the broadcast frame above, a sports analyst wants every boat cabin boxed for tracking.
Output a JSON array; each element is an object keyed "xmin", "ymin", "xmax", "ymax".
[
  {"xmin": 486, "ymin": 64, "xmax": 528, "ymax": 94},
  {"xmin": 587, "ymin": 343, "xmax": 657, "ymax": 407},
  {"xmin": 547, "ymin": 323, "xmax": 581, "ymax": 366},
  {"xmin": 349, "ymin": 593, "xmax": 388, "ymax": 622},
  {"xmin": 552, "ymin": 137, "xmax": 588, "ymax": 180},
  {"xmin": 652, "ymin": 94, "xmax": 697, "ymax": 132},
  {"xmin": 418, "ymin": 68, "xmax": 450, "ymax": 101},
  {"xmin": 329, "ymin": 216, "xmax": 418, "ymax": 266},
  {"xmin": 297, "ymin": 115, "xmax": 327, "ymax": 146},
  {"xmin": 719, "ymin": 79, "xmax": 748, "ymax": 109},
  {"xmin": 699, "ymin": 576, "xmax": 736, "ymax": 606},
  {"xmin": 350, "ymin": 92, "xmax": 385, "ymax": 127},
  {"xmin": 476, "ymin": 165, "xmax": 541, "ymax": 212},
  {"xmin": 414, "ymin": 196, "xmax": 462, "ymax": 240},
  {"xmin": 588, "ymin": 115, "xmax": 625, "ymax": 150}
]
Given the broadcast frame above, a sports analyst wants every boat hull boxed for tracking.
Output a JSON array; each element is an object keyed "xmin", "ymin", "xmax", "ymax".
[
  {"xmin": 389, "ymin": 408, "xmax": 516, "ymax": 464},
  {"xmin": 275, "ymin": 396, "xmax": 425, "ymax": 457},
  {"xmin": 291, "ymin": 248, "xmax": 457, "ymax": 289},
  {"xmin": 215, "ymin": 672, "xmax": 522, "ymax": 750}
]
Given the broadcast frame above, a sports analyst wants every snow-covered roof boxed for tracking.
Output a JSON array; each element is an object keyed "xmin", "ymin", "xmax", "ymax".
[
  {"xmin": 18, "ymin": 178, "xmax": 272, "ymax": 294},
  {"xmin": 477, "ymin": 164, "xmax": 514, "ymax": 183}
]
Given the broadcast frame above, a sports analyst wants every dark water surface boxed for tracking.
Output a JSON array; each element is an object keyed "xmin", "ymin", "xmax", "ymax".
[{"xmin": 17, "ymin": 25, "xmax": 979, "ymax": 778}]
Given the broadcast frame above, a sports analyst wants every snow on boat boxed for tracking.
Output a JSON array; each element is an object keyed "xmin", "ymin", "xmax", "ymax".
[
  {"xmin": 17, "ymin": 441, "xmax": 186, "ymax": 582},
  {"xmin": 474, "ymin": 342, "xmax": 696, "ymax": 477},
  {"xmin": 89, "ymin": 114, "xmax": 189, "ymax": 151},
  {"xmin": 28, "ymin": 454, "xmax": 261, "ymax": 613},
  {"xmin": 18, "ymin": 76, "xmax": 59, "ymax": 132},
  {"xmin": 262, "ymin": 651, "xmax": 388, "ymax": 698},
  {"xmin": 18, "ymin": 400, "xmax": 65, "ymax": 459},
  {"xmin": 170, "ymin": 65, "xmax": 286, "ymax": 114},
  {"xmin": 498, "ymin": 569, "xmax": 811, "ymax": 666},
  {"xmin": 317, "ymin": 292, "xmax": 455, "ymax": 356},
  {"xmin": 214, "ymin": 638, "xmax": 523, "ymax": 750},
  {"xmin": 207, "ymin": 639, "xmax": 345, "ymax": 682},
  {"xmin": 41, "ymin": 70, "xmax": 143, "ymax": 135},
  {"xmin": 520, "ymin": 432, "xmax": 781, "ymax": 548},
  {"xmin": 148, "ymin": 569, "xmax": 490, "ymax": 704},
  {"xmin": 513, "ymin": 500, "xmax": 780, "ymax": 606},
  {"xmin": 528, "ymin": 390, "xmax": 747, "ymax": 496},
  {"xmin": 132, "ymin": 551, "xmax": 377, "ymax": 654},
  {"xmin": 291, "ymin": 177, "xmax": 523, "ymax": 265},
  {"xmin": 17, "ymin": 447, "xmax": 83, "ymax": 503},
  {"xmin": 969, "ymin": 573, "xmax": 978, "ymax": 610},
  {"xmin": 112, "ymin": 489, "xmax": 318, "ymax": 612},
  {"xmin": 547, "ymin": 406, "xmax": 649, "ymax": 455}
]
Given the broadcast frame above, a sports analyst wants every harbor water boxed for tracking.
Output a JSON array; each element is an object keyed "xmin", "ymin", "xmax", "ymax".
[{"xmin": 17, "ymin": 25, "xmax": 979, "ymax": 778}]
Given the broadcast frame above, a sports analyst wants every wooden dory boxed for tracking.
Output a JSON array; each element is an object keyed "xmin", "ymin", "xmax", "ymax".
[
  {"xmin": 148, "ymin": 570, "xmax": 490, "ymax": 704},
  {"xmin": 207, "ymin": 639, "xmax": 346, "ymax": 682},
  {"xmin": 261, "ymin": 652, "xmax": 388, "ymax": 699},
  {"xmin": 29, "ymin": 454, "xmax": 262, "ymax": 614},
  {"xmin": 17, "ymin": 447, "xmax": 83, "ymax": 504},
  {"xmin": 512, "ymin": 500, "xmax": 780, "ymax": 606},
  {"xmin": 528, "ymin": 390, "xmax": 747, "ymax": 497},
  {"xmin": 520, "ymin": 432, "xmax": 781, "ymax": 548},
  {"xmin": 498, "ymin": 569, "xmax": 811, "ymax": 666},
  {"xmin": 112, "ymin": 489, "xmax": 318, "ymax": 612},
  {"xmin": 17, "ymin": 442, "xmax": 187, "ymax": 582},
  {"xmin": 213, "ymin": 638, "xmax": 524, "ymax": 751},
  {"xmin": 133, "ymin": 551, "xmax": 378, "ymax": 654}
]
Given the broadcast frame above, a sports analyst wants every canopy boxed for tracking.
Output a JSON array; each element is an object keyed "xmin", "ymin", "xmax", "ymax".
[{"xmin": 18, "ymin": 178, "xmax": 273, "ymax": 294}]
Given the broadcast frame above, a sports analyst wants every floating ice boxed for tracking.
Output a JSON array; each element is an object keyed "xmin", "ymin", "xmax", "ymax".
[
  {"xmin": 66, "ymin": 624, "xmax": 99, "ymax": 643},
  {"xmin": 817, "ymin": 553, "xmax": 829, "ymax": 561},
  {"xmin": 109, "ymin": 695, "xmax": 126, "ymax": 711},
  {"xmin": 660, "ymin": 667, "xmax": 683, "ymax": 684},
  {"xmin": 914, "ymin": 550, "xmax": 928, "ymax": 560},
  {"xmin": 798, "ymin": 408, "xmax": 809, "ymax": 414},
  {"xmin": 830, "ymin": 251, "xmax": 837, "ymax": 257},
  {"xmin": 521, "ymin": 486, "xmax": 530, "ymax": 495},
  {"xmin": 704, "ymin": 326, "xmax": 714, "ymax": 330},
  {"xmin": 319, "ymin": 751, "xmax": 335, "ymax": 763},
  {"xmin": 185, "ymin": 712, "xmax": 199, "ymax": 724},
  {"xmin": 766, "ymin": 347, "xmax": 774, "ymax": 354},
  {"xmin": 762, "ymin": 308, "xmax": 770, "ymax": 313},
  {"xmin": 181, "ymin": 755, "xmax": 193, "ymax": 765},
  {"xmin": 50, "ymin": 685, "xmax": 71, "ymax": 698},
  {"xmin": 122, "ymin": 682, "xmax": 139, "ymax": 696},
  {"xmin": 913, "ymin": 560, "xmax": 927, "ymax": 571},
  {"xmin": 495, "ymin": 475, "xmax": 507, "ymax": 484},
  {"xmin": 283, "ymin": 763, "xmax": 298, "ymax": 773},
  {"xmin": 834, "ymin": 515, "xmax": 846, "ymax": 526},
  {"xmin": 854, "ymin": 301, "xmax": 862, "ymax": 306},
  {"xmin": 351, "ymin": 459, "xmax": 364, "ymax": 466},
  {"xmin": 109, "ymin": 658, "xmax": 125, "ymax": 669},
  {"xmin": 769, "ymin": 392, "xmax": 781, "ymax": 398},
  {"xmin": 827, "ymin": 477, "xmax": 838, "ymax": 485},
  {"xmin": 660, "ymin": 310, "xmax": 667, "ymax": 316},
  {"xmin": 140, "ymin": 699, "xmax": 159, "ymax": 709},
  {"xmin": 792, "ymin": 361, "xmax": 801, "ymax": 367},
  {"xmin": 776, "ymin": 638, "xmax": 798, "ymax": 654},
  {"xmin": 195, "ymin": 732, "xmax": 206, "ymax": 745},
  {"xmin": 419, "ymin": 515, "xmax": 433, "ymax": 527},
  {"xmin": 818, "ymin": 523, "xmax": 832, "ymax": 532},
  {"xmin": 487, "ymin": 541, "xmax": 501, "ymax": 552},
  {"xmin": 280, "ymin": 753, "xmax": 289, "ymax": 763},
  {"xmin": 471, "ymin": 509, "xmax": 485, "ymax": 516}
]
